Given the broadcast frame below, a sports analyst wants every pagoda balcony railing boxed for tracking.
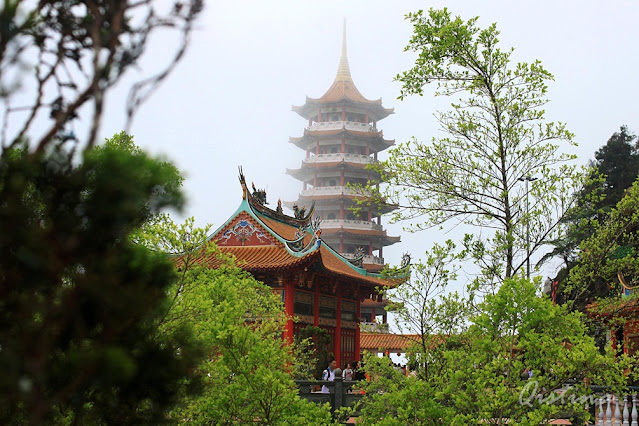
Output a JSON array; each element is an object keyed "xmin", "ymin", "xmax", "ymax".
[
  {"xmin": 304, "ymin": 153, "xmax": 375, "ymax": 165},
  {"xmin": 308, "ymin": 120, "xmax": 376, "ymax": 132},
  {"xmin": 300, "ymin": 185, "xmax": 370, "ymax": 198},
  {"xmin": 320, "ymin": 219, "xmax": 383, "ymax": 231},
  {"xmin": 341, "ymin": 253, "xmax": 384, "ymax": 266}
]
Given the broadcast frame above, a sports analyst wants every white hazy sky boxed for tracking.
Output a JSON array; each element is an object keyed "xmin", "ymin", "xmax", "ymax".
[{"xmin": 100, "ymin": 0, "xmax": 639, "ymax": 280}]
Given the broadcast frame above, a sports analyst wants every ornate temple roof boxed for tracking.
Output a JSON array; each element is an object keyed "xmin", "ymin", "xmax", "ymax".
[
  {"xmin": 291, "ymin": 23, "xmax": 394, "ymax": 122},
  {"xmin": 193, "ymin": 169, "xmax": 401, "ymax": 288}
]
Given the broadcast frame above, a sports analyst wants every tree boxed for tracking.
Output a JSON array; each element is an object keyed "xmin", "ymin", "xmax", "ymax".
[
  {"xmin": 380, "ymin": 240, "xmax": 470, "ymax": 378},
  {"xmin": 565, "ymin": 178, "xmax": 639, "ymax": 309},
  {"xmin": 593, "ymin": 125, "xmax": 639, "ymax": 211},
  {"xmin": 368, "ymin": 8, "xmax": 582, "ymax": 289},
  {"xmin": 0, "ymin": 0, "xmax": 202, "ymax": 153},
  {"xmin": 0, "ymin": 140, "xmax": 204, "ymax": 424},
  {"xmin": 357, "ymin": 277, "xmax": 629, "ymax": 425},
  {"xmin": 541, "ymin": 126, "xmax": 638, "ymax": 305}
]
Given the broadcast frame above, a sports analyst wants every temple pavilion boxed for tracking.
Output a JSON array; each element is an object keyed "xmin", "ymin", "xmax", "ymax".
[{"xmin": 198, "ymin": 170, "xmax": 401, "ymax": 366}]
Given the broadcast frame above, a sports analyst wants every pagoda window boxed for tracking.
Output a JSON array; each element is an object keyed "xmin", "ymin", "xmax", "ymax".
[
  {"xmin": 330, "ymin": 147, "xmax": 338, "ymax": 153},
  {"xmin": 327, "ymin": 212, "xmax": 336, "ymax": 220},
  {"xmin": 341, "ymin": 300, "xmax": 357, "ymax": 322},
  {"xmin": 346, "ymin": 213, "xmax": 356, "ymax": 220},
  {"xmin": 329, "ymin": 179, "xmax": 337, "ymax": 187},
  {"xmin": 294, "ymin": 292, "xmax": 314, "ymax": 317},
  {"xmin": 319, "ymin": 296, "xmax": 336, "ymax": 319}
]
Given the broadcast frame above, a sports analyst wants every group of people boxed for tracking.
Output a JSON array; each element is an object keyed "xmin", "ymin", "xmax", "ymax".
[{"xmin": 320, "ymin": 358, "xmax": 367, "ymax": 393}]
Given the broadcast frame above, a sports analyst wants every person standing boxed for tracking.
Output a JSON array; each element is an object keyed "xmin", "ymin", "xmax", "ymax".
[
  {"xmin": 321, "ymin": 357, "xmax": 337, "ymax": 393},
  {"xmin": 343, "ymin": 363, "xmax": 354, "ymax": 381}
]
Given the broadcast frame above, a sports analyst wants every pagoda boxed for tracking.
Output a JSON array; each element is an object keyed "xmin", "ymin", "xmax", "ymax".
[
  {"xmin": 197, "ymin": 170, "xmax": 402, "ymax": 366},
  {"xmin": 287, "ymin": 24, "xmax": 400, "ymax": 275}
]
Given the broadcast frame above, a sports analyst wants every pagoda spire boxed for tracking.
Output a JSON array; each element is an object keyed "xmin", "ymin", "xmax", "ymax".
[{"xmin": 334, "ymin": 19, "xmax": 352, "ymax": 83}]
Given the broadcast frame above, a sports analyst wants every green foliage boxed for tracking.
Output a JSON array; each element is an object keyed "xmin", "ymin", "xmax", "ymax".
[
  {"xmin": 566, "ymin": 178, "xmax": 639, "ymax": 309},
  {"xmin": 294, "ymin": 325, "xmax": 332, "ymax": 380},
  {"xmin": 358, "ymin": 277, "xmax": 628, "ymax": 425},
  {"xmin": 0, "ymin": 139, "xmax": 201, "ymax": 424},
  {"xmin": 367, "ymin": 8, "xmax": 582, "ymax": 288},
  {"xmin": 382, "ymin": 240, "xmax": 470, "ymax": 377},
  {"xmin": 545, "ymin": 126, "xmax": 638, "ymax": 304}
]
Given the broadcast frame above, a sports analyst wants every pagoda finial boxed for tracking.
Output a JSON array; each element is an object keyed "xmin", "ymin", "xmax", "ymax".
[{"xmin": 334, "ymin": 19, "xmax": 352, "ymax": 82}]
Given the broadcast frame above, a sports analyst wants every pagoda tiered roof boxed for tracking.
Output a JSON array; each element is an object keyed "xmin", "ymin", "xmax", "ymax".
[
  {"xmin": 291, "ymin": 25, "xmax": 394, "ymax": 122},
  {"xmin": 194, "ymin": 170, "xmax": 401, "ymax": 289}
]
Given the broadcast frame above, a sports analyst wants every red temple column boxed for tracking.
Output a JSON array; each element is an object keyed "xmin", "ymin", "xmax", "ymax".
[
  {"xmin": 341, "ymin": 106, "xmax": 346, "ymax": 121},
  {"xmin": 366, "ymin": 143, "xmax": 370, "ymax": 156},
  {"xmin": 314, "ymin": 281, "xmax": 320, "ymax": 327},
  {"xmin": 365, "ymin": 112, "xmax": 369, "ymax": 124},
  {"xmin": 355, "ymin": 287, "xmax": 361, "ymax": 361},
  {"xmin": 339, "ymin": 238, "xmax": 344, "ymax": 253},
  {"xmin": 340, "ymin": 171, "xmax": 344, "ymax": 186},
  {"xmin": 340, "ymin": 204, "xmax": 344, "ymax": 220},
  {"xmin": 284, "ymin": 281, "xmax": 295, "ymax": 344},
  {"xmin": 335, "ymin": 288, "xmax": 342, "ymax": 367},
  {"xmin": 316, "ymin": 140, "xmax": 320, "ymax": 154},
  {"xmin": 341, "ymin": 138, "xmax": 345, "ymax": 153}
]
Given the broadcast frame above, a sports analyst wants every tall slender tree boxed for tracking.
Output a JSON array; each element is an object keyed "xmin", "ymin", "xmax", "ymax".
[{"xmin": 367, "ymin": 8, "xmax": 583, "ymax": 289}]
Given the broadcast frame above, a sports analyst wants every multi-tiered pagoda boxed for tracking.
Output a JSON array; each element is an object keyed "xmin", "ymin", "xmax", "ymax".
[{"xmin": 287, "ymin": 27, "xmax": 400, "ymax": 277}]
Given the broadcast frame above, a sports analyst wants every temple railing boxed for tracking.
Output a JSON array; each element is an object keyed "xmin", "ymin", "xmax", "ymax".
[
  {"xmin": 295, "ymin": 369, "xmax": 363, "ymax": 417},
  {"xmin": 320, "ymin": 219, "xmax": 383, "ymax": 231},
  {"xmin": 303, "ymin": 153, "xmax": 375, "ymax": 165},
  {"xmin": 308, "ymin": 121, "xmax": 376, "ymax": 132},
  {"xmin": 587, "ymin": 387, "xmax": 639, "ymax": 425},
  {"xmin": 300, "ymin": 186, "xmax": 370, "ymax": 198}
]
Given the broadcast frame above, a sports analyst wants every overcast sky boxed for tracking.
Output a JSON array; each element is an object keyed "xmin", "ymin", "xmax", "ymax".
[{"xmin": 101, "ymin": 0, "xmax": 639, "ymax": 281}]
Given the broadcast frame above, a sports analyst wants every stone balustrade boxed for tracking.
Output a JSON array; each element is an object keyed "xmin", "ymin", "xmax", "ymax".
[
  {"xmin": 308, "ymin": 120, "xmax": 375, "ymax": 132},
  {"xmin": 300, "ymin": 186, "xmax": 370, "ymax": 198},
  {"xmin": 591, "ymin": 390, "xmax": 639, "ymax": 425},
  {"xmin": 321, "ymin": 219, "xmax": 383, "ymax": 231},
  {"xmin": 303, "ymin": 153, "xmax": 375, "ymax": 165}
]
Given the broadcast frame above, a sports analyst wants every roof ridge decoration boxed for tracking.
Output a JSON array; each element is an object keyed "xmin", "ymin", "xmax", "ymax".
[
  {"xmin": 335, "ymin": 19, "xmax": 352, "ymax": 83},
  {"xmin": 238, "ymin": 166, "xmax": 316, "ymax": 227}
]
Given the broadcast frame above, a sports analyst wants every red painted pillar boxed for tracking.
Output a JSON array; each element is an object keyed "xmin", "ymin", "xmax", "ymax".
[
  {"xmin": 365, "ymin": 112, "xmax": 369, "ymax": 124},
  {"xmin": 341, "ymin": 138, "xmax": 345, "ymax": 153},
  {"xmin": 366, "ymin": 143, "xmax": 370, "ymax": 156},
  {"xmin": 339, "ymin": 238, "xmax": 344, "ymax": 253},
  {"xmin": 340, "ymin": 204, "xmax": 344, "ymax": 220},
  {"xmin": 318, "ymin": 109, "xmax": 322, "ymax": 122},
  {"xmin": 314, "ymin": 281, "xmax": 320, "ymax": 327},
  {"xmin": 284, "ymin": 281, "xmax": 295, "ymax": 344},
  {"xmin": 340, "ymin": 171, "xmax": 344, "ymax": 186},
  {"xmin": 368, "ymin": 209, "xmax": 372, "ymax": 221},
  {"xmin": 369, "ymin": 241, "xmax": 373, "ymax": 256},
  {"xmin": 341, "ymin": 106, "xmax": 346, "ymax": 121},
  {"xmin": 335, "ymin": 288, "xmax": 342, "ymax": 367},
  {"xmin": 316, "ymin": 140, "xmax": 320, "ymax": 154},
  {"xmin": 355, "ymin": 286, "xmax": 361, "ymax": 361}
]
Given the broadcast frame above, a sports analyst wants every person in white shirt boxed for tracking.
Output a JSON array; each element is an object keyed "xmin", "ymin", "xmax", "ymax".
[{"xmin": 321, "ymin": 357, "xmax": 337, "ymax": 393}]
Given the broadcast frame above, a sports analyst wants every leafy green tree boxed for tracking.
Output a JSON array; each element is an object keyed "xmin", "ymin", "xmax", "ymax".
[
  {"xmin": 368, "ymin": 8, "xmax": 582, "ymax": 289},
  {"xmin": 358, "ymin": 277, "xmax": 628, "ymax": 425},
  {"xmin": 381, "ymin": 240, "xmax": 470, "ymax": 378},
  {"xmin": 565, "ymin": 178, "xmax": 639, "ymax": 309},
  {"xmin": 542, "ymin": 126, "xmax": 638, "ymax": 305},
  {"xmin": 0, "ymin": 141, "xmax": 204, "ymax": 424}
]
